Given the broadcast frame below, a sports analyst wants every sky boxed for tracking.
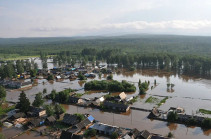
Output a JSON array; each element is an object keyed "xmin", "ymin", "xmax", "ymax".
[{"xmin": 1, "ymin": 0, "xmax": 211, "ymax": 38}]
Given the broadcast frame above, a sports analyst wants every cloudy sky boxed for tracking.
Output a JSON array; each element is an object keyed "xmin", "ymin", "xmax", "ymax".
[{"xmin": 1, "ymin": 0, "xmax": 211, "ymax": 38}]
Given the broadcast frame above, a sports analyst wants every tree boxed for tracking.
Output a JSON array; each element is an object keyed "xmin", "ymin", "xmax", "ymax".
[
  {"xmin": 43, "ymin": 88, "xmax": 47, "ymax": 94},
  {"xmin": 30, "ymin": 69, "xmax": 37, "ymax": 77},
  {"xmin": 107, "ymin": 74, "xmax": 113, "ymax": 80},
  {"xmin": 84, "ymin": 129, "xmax": 96, "ymax": 138},
  {"xmin": 111, "ymin": 132, "xmax": 119, "ymax": 139},
  {"xmin": 55, "ymin": 104, "xmax": 65, "ymax": 114},
  {"xmin": 47, "ymin": 74, "xmax": 54, "ymax": 80},
  {"xmin": 44, "ymin": 105, "xmax": 55, "ymax": 116},
  {"xmin": 167, "ymin": 111, "xmax": 178, "ymax": 122},
  {"xmin": 17, "ymin": 91, "xmax": 30, "ymax": 113},
  {"xmin": 32, "ymin": 92, "xmax": 44, "ymax": 107},
  {"xmin": 50, "ymin": 89, "xmax": 57, "ymax": 100},
  {"xmin": 34, "ymin": 63, "xmax": 38, "ymax": 69},
  {"xmin": 16, "ymin": 60, "xmax": 24, "ymax": 74},
  {"xmin": 167, "ymin": 132, "xmax": 173, "ymax": 138},
  {"xmin": 0, "ymin": 86, "xmax": 6, "ymax": 99},
  {"xmin": 78, "ymin": 72, "xmax": 86, "ymax": 80},
  {"xmin": 0, "ymin": 133, "xmax": 6, "ymax": 139},
  {"xmin": 74, "ymin": 113, "xmax": 85, "ymax": 122}
]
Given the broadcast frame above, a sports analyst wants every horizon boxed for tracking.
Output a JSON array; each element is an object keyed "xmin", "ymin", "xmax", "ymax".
[{"xmin": 1, "ymin": 0, "xmax": 211, "ymax": 38}]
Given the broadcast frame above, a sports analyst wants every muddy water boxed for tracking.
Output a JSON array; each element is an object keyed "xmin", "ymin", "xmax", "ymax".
[
  {"xmin": 62, "ymin": 104, "xmax": 211, "ymax": 139},
  {"xmin": 3, "ymin": 60, "xmax": 211, "ymax": 139}
]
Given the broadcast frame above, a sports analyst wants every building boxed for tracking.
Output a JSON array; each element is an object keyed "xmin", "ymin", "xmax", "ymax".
[
  {"xmin": 124, "ymin": 129, "xmax": 152, "ymax": 139},
  {"xmin": 89, "ymin": 122, "xmax": 119, "ymax": 136},
  {"xmin": 60, "ymin": 130, "xmax": 83, "ymax": 139},
  {"xmin": 20, "ymin": 81, "xmax": 32, "ymax": 88},
  {"xmin": 68, "ymin": 97, "xmax": 83, "ymax": 104},
  {"xmin": 45, "ymin": 116, "xmax": 56, "ymax": 125},
  {"xmin": 27, "ymin": 107, "xmax": 46, "ymax": 117},
  {"xmin": 103, "ymin": 101, "xmax": 130, "ymax": 112},
  {"xmin": 90, "ymin": 97, "xmax": 105, "ymax": 106},
  {"xmin": 28, "ymin": 118, "xmax": 45, "ymax": 128},
  {"xmin": 62, "ymin": 114, "xmax": 79, "ymax": 126},
  {"xmin": 118, "ymin": 92, "xmax": 127, "ymax": 100},
  {"xmin": 10, "ymin": 112, "xmax": 26, "ymax": 120}
]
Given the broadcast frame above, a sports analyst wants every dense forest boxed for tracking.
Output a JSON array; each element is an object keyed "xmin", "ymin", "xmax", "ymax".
[
  {"xmin": 1, "ymin": 35, "xmax": 211, "ymax": 57},
  {"xmin": 1, "ymin": 34, "xmax": 211, "ymax": 78}
]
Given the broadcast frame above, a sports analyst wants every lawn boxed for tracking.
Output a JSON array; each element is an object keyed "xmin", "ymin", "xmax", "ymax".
[
  {"xmin": 145, "ymin": 96, "xmax": 159, "ymax": 103},
  {"xmin": 157, "ymin": 97, "xmax": 169, "ymax": 107},
  {"xmin": 0, "ymin": 105, "xmax": 16, "ymax": 116},
  {"xmin": 199, "ymin": 109, "xmax": 211, "ymax": 114}
]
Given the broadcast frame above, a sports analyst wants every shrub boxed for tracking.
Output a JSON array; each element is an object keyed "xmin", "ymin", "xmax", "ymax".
[
  {"xmin": 84, "ymin": 129, "xmax": 96, "ymax": 138},
  {"xmin": 167, "ymin": 111, "xmax": 178, "ymax": 122}
]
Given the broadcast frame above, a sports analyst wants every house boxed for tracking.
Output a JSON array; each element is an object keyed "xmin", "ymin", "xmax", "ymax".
[
  {"xmin": 68, "ymin": 97, "xmax": 83, "ymax": 104},
  {"xmin": 57, "ymin": 113, "xmax": 65, "ymax": 120},
  {"xmin": 151, "ymin": 134, "xmax": 170, "ymax": 139},
  {"xmin": 77, "ymin": 67, "xmax": 87, "ymax": 73},
  {"xmin": 20, "ymin": 81, "xmax": 32, "ymax": 88},
  {"xmin": 103, "ymin": 101, "xmax": 130, "ymax": 112},
  {"xmin": 14, "ymin": 118, "xmax": 27, "ymax": 125},
  {"xmin": 60, "ymin": 130, "xmax": 83, "ymax": 139},
  {"xmin": 113, "ymin": 92, "xmax": 127, "ymax": 102},
  {"xmin": 45, "ymin": 116, "xmax": 56, "ymax": 125},
  {"xmin": 126, "ymin": 129, "xmax": 152, "ymax": 139},
  {"xmin": 118, "ymin": 92, "xmax": 127, "ymax": 100},
  {"xmin": 89, "ymin": 122, "xmax": 119, "ymax": 136},
  {"xmin": 28, "ymin": 118, "xmax": 45, "ymax": 128},
  {"xmin": 90, "ymin": 97, "xmax": 105, "ymax": 106},
  {"xmin": 84, "ymin": 73, "xmax": 96, "ymax": 78},
  {"xmin": 139, "ymin": 130, "xmax": 152, "ymax": 139},
  {"xmin": 68, "ymin": 117, "xmax": 93, "ymax": 134},
  {"xmin": 10, "ymin": 112, "xmax": 26, "ymax": 120},
  {"xmin": 27, "ymin": 107, "xmax": 46, "ymax": 117},
  {"xmin": 127, "ymin": 128, "xmax": 141, "ymax": 139},
  {"xmin": 150, "ymin": 107, "xmax": 161, "ymax": 117},
  {"xmin": 56, "ymin": 75, "xmax": 62, "ymax": 80},
  {"xmin": 62, "ymin": 114, "xmax": 79, "ymax": 126}
]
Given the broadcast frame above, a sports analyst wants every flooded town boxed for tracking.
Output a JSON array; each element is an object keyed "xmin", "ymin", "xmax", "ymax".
[
  {"xmin": 1, "ymin": 1, "xmax": 211, "ymax": 139},
  {"xmin": 0, "ymin": 58, "xmax": 211, "ymax": 139}
]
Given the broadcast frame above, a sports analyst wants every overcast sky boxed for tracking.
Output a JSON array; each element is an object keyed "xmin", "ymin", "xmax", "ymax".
[{"xmin": 1, "ymin": 0, "xmax": 211, "ymax": 38}]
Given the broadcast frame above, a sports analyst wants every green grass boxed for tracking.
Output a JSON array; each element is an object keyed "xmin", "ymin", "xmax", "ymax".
[
  {"xmin": 199, "ymin": 109, "xmax": 211, "ymax": 114},
  {"xmin": 74, "ymin": 93, "xmax": 84, "ymax": 98},
  {"xmin": 0, "ymin": 105, "xmax": 16, "ymax": 116},
  {"xmin": 0, "ymin": 54, "xmax": 39, "ymax": 61},
  {"xmin": 129, "ymin": 96, "xmax": 138, "ymax": 104},
  {"xmin": 157, "ymin": 97, "xmax": 168, "ymax": 107},
  {"xmin": 145, "ymin": 96, "xmax": 159, "ymax": 103}
]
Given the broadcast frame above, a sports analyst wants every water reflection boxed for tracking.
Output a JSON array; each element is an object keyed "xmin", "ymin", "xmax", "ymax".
[{"xmin": 167, "ymin": 123, "xmax": 178, "ymax": 131}]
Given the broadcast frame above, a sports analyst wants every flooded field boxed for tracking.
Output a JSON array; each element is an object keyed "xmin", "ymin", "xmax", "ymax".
[{"xmin": 3, "ymin": 60, "xmax": 211, "ymax": 139}]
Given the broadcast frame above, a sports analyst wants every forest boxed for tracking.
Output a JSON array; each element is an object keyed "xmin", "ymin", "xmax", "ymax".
[{"xmin": 0, "ymin": 34, "xmax": 211, "ymax": 78}]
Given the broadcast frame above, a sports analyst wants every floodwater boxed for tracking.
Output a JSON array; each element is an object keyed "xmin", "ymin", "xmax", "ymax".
[
  {"xmin": 3, "ymin": 59, "xmax": 211, "ymax": 139},
  {"xmin": 62, "ymin": 105, "xmax": 211, "ymax": 139}
]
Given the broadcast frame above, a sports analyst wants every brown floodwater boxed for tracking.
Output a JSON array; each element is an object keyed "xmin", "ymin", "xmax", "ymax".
[
  {"xmin": 61, "ymin": 104, "xmax": 211, "ymax": 139},
  {"xmin": 3, "ymin": 60, "xmax": 211, "ymax": 139}
]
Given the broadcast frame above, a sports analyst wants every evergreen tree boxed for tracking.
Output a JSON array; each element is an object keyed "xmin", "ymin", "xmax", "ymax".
[
  {"xmin": 32, "ymin": 92, "xmax": 44, "ymax": 107},
  {"xmin": 17, "ymin": 91, "xmax": 30, "ymax": 113},
  {"xmin": 43, "ymin": 88, "xmax": 47, "ymax": 94},
  {"xmin": 0, "ymin": 86, "xmax": 6, "ymax": 99}
]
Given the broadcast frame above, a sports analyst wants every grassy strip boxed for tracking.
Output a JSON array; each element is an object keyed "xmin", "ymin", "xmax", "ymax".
[
  {"xmin": 0, "ymin": 54, "xmax": 39, "ymax": 61},
  {"xmin": 0, "ymin": 105, "xmax": 16, "ymax": 116},
  {"xmin": 74, "ymin": 93, "xmax": 84, "ymax": 98},
  {"xmin": 157, "ymin": 97, "xmax": 168, "ymax": 107},
  {"xmin": 145, "ymin": 96, "xmax": 159, "ymax": 103},
  {"xmin": 129, "ymin": 96, "xmax": 138, "ymax": 104},
  {"xmin": 199, "ymin": 109, "xmax": 211, "ymax": 114}
]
